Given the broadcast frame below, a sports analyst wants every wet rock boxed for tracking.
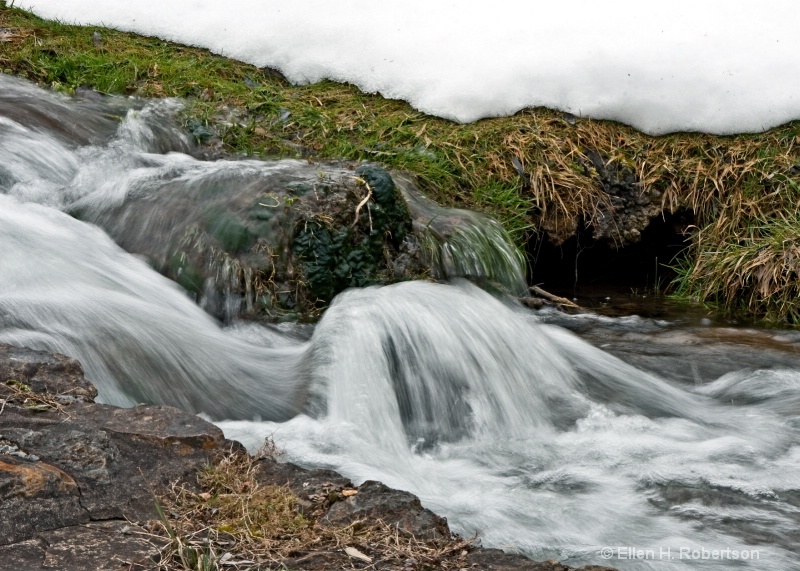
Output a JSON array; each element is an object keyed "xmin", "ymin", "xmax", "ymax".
[
  {"xmin": 583, "ymin": 148, "xmax": 662, "ymax": 246},
  {"xmin": 323, "ymin": 480, "xmax": 450, "ymax": 540},
  {"xmin": 539, "ymin": 148, "xmax": 663, "ymax": 249},
  {"xmin": 0, "ymin": 74, "xmax": 129, "ymax": 146},
  {"xmin": 78, "ymin": 159, "xmax": 415, "ymax": 320}
]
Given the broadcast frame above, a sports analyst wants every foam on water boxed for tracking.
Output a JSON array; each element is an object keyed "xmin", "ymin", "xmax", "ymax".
[{"xmin": 16, "ymin": 0, "xmax": 800, "ymax": 134}]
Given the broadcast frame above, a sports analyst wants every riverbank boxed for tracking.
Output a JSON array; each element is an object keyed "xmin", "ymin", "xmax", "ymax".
[
  {"xmin": 0, "ymin": 343, "xmax": 616, "ymax": 570},
  {"xmin": 1, "ymin": 6, "xmax": 799, "ymax": 322}
]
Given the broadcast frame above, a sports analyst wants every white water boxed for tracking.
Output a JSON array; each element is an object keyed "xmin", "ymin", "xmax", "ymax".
[
  {"xmin": 3, "ymin": 77, "xmax": 800, "ymax": 569},
  {"xmin": 16, "ymin": 0, "xmax": 800, "ymax": 134}
]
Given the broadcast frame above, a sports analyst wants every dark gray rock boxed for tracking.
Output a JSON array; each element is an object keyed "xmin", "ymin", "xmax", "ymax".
[
  {"xmin": 0, "ymin": 521, "xmax": 165, "ymax": 571},
  {"xmin": 254, "ymin": 456, "xmax": 354, "ymax": 517},
  {"xmin": 0, "ymin": 538, "xmax": 47, "ymax": 570},
  {"xmin": 0, "ymin": 455, "xmax": 88, "ymax": 545},
  {"xmin": 0, "ymin": 344, "xmax": 97, "ymax": 401},
  {"xmin": 40, "ymin": 521, "xmax": 165, "ymax": 571},
  {"xmin": 583, "ymin": 148, "xmax": 662, "ymax": 246},
  {"xmin": 323, "ymin": 479, "xmax": 450, "ymax": 540},
  {"xmin": 255, "ymin": 456, "xmax": 352, "ymax": 496},
  {"xmin": 0, "ymin": 402, "xmax": 238, "ymax": 524},
  {"xmin": 0, "ymin": 343, "xmax": 242, "ymax": 553}
]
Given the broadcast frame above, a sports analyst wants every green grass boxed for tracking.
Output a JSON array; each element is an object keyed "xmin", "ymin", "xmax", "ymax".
[
  {"xmin": 2, "ymin": 5, "xmax": 800, "ymax": 321},
  {"xmin": 671, "ymin": 181, "xmax": 800, "ymax": 322}
]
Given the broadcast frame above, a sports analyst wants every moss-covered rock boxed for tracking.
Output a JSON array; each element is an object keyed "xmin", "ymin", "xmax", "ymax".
[{"xmin": 80, "ymin": 159, "xmax": 417, "ymax": 321}]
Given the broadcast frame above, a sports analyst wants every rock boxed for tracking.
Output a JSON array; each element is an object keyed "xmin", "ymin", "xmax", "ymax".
[
  {"xmin": 323, "ymin": 480, "xmax": 450, "ymax": 540},
  {"xmin": 0, "ymin": 521, "xmax": 166, "ymax": 571},
  {"xmin": 0, "ymin": 455, "xmax": 78, "ymax": 499},
  {"xmin": 581, "ymin": 148, "xmax": 662, "ymax": 246},
  {"xmin": 0, "ymin": 343, "xmax": 240, "ymax": 568},
  {"xmin": 39, "ymin": 521, "xmax": 165, "ymax": 571},
  {"xmin": 0, "ymin": 455, "xmax": 87, "ymax": 545},
  {"xmin": 78, "ymin": 160, "xmax": 415, "ymax": 320},
  {"xmin": 0, "ymin": 401, "xmax": 237, "ymax": 524},
  {"xmin": 0, "ymin": 344, "xmax": 97, "ymax": 401},
  {"xmin": 254, "ymin": 456, "xmax": 352, "ymax": 497},
  {"xmin": 0, "ymin": 74, "xmax": 129, "ymax": 146},
  {"xmin": 539, "ymin": 147, "xmax": 662, "ymax": 248},
  {"xmin": 0, "ymin": 538, "xmax": 48, "ymax": 570}
]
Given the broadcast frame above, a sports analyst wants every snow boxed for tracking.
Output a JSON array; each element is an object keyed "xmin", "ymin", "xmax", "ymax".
[{"xmin": 15, "ymin": 0, "xmax": 800, "ymax": 134}]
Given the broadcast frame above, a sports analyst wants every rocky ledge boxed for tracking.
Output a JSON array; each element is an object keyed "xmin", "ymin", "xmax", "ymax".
[{"xmin": 0, "ymin": 343, "xmax": 614, "ymax": 571}]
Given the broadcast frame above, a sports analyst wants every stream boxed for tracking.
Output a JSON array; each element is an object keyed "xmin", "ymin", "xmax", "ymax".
[{"xmin": 2, "ymin": 75, "xmax": 800, "ymax": 569}]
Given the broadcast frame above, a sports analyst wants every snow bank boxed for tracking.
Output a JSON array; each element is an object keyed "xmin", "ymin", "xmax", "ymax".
[{"xmin": 16, "ymin": 0, "xmax": 800, "ymax": 134}]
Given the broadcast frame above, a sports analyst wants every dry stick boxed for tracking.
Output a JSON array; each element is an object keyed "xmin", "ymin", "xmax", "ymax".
[{"xmin": 529, "ymin": 285, "xmax": 581, "ymax": 308}]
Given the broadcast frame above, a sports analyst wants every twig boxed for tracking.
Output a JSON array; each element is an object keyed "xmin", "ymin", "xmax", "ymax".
[
  {"xmin": 352, "ymin": 181, "xmax": 373, "ymax": 228},
  {"xmin": 528, "ymin": 285, "xmax": 581, "ymax": 308}
]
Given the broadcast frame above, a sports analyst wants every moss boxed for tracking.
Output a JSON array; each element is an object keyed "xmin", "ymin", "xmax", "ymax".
[
  {"xmin": 292, "ymin": 168, "xmax": 412, "ymax": 305},
  {"xmin": 204, "ymin": 209, "xmax": 253, "ymax": 253},
  {"xmin": 169, "ymin": 254, "xmax": 204, "ymax": 296}
]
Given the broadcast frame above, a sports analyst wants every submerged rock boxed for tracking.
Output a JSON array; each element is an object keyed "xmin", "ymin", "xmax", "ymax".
[
  {"xmin": 77, "ymin": 155, "xmax": 524, "ymax": 322},
  {"xmin": 77, "ymin": 159, "xmax": 418, "ymax": 321}
]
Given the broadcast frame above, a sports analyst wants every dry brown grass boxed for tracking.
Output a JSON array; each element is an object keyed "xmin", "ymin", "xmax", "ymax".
[
  {"xmin": 0, "ymin": 379, "xmax": 70, "ymax": 415},
  {"xmin": 150, "ymin": 444, "xmax": 473, "ymax": 570}
]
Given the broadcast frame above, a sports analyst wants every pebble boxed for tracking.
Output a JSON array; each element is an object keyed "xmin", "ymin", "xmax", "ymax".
[{"xmin": 0, "ymin": 440, "xmax": 39, "ymax": 462}]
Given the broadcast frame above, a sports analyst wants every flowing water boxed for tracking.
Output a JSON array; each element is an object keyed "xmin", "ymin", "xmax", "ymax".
[{"xmin": 3, "ymin": 75, "xmax": 800, "ymax": 569}]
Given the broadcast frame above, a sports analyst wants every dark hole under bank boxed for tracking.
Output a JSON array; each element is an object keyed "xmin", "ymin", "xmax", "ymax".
[{"xmin": 528, "ymin": 210, "xmax": 694, "ymax": 311}]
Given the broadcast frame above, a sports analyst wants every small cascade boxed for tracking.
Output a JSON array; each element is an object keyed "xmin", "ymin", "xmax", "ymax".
[{"xmin": 395, "ymin": 175, "xmax": 528, "ymax": 296}]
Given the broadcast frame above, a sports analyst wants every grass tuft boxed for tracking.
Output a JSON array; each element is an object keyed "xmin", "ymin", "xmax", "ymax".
[
  {"xmin": 150, "ymin": 441, "xmax": 473, "ymax": 570},
  {"xmin": 671, "ymin": 182, "xmax": 800, "ymax": 322}
]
